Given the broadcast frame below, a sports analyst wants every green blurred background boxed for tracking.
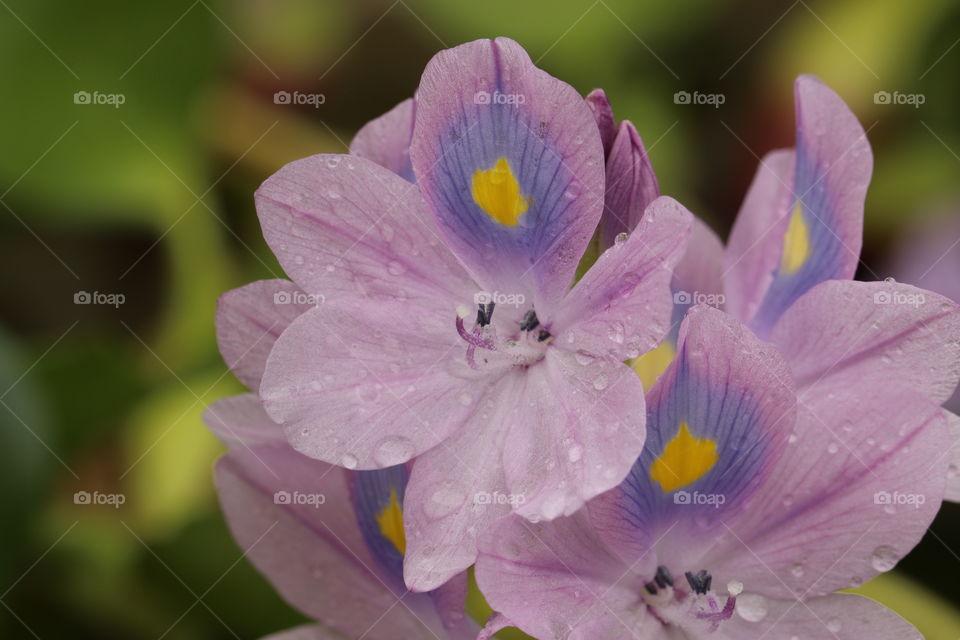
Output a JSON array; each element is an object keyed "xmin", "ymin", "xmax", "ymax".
[{"xmin": 1, "ymin": 0, "xmax": 959, "ymax": 637}]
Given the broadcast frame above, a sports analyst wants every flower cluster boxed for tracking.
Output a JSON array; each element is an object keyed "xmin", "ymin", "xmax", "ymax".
[{"xmin": 206, "ymin": 38, "xmax": 960, "ymax": 640}]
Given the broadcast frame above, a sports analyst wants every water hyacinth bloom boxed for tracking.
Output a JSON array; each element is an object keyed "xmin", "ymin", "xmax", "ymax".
[
  {"xmin": 476, "ymin": 306, "xmax": 950, "ymax": 639},
  {"xmin": 206, "ymin": 394, "xmax": 476, "ymax": 640},
  {"xmin": 218, "ymin": 37, "xmax": 694, "ymax": 592},
  {"xmin": 627, "ymin": 75, "xmax": 960, "ymax": 494}
]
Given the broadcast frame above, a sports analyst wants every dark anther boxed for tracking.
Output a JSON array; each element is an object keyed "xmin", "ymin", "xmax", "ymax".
[
  {"xmin": 644, "ymin": 582, "xmax": 658, "ymax": 595},
  {"xmin": 684, "ymin": 570, "xmax": 711, "ymax": 595},
  {"xmin": 476, "ymin": 302, "xmax": 496, "ymax": 327},
  {"xmin": 520, "ymin": 309, "xmax": 540, "ymax": 331},
  {"xmin": 654, "ymin": 565, "xmax": 674, "ymax": 589},
  {"xmin": 537, "ymin": 329, "xmax": 551, "ymax": 342}
]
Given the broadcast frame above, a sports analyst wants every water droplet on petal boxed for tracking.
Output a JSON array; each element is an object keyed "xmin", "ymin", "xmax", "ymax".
[
  {"xmin": 568, "ymin": 445, "xmax": 583, "ymax": 462},
  {"xmin": 425, "ymin": 484, "xmax": 466, "ymax": 519},
  {"xmin": 592, "ymin": 374, "xmax": 608, "ymax": 390},
  {"xmin": 374, "ymin": 436, "xmax": 415, "ymax": 466},
  {"xmin": 458, "ymin": 392, "xmax": 473, "ymax": 406},
  {"xmin": 341, "ymin": 454, "xmax": 358, "ymax": 469},
  {"xmin": 826, "ymin": 442, "xmax": 839, "ymax": 454},
  {"xmin": 608, "ymin": 322, "xmax": 625, "ymax": 344},
  {"xmin": 614, "ymin": 232, "xmax": 629, "ymax": 247},
  {"xmin": 871, "ymin": 545, "xmax": 899, "ymax": 572},
  {"xmin": 726, "ymin": 580, "xmax": 743, "ymax": 596},
  {"xmin": 790, "ymin": 563, "xmax": 805, "ymax": 578},
  {"xmin": 826, "ymin": 617, "xmax": 842, "ymax": 633},
  {"xmin": 736, "ymin": 593, "xmax": 768, "ymax": 622}
]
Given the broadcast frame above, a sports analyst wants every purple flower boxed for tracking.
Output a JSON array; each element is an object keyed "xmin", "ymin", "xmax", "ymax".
[
  {"xmin": 206, "ymin": 394, "xmax": 476, "ymax": 640},
  {"xmin": 626, "ymin": 75, "xmax": 960, "ymax": 493},
  {"xmin": 475, "ymin": 306, "xmax": 950, "ymax": 638},
  {"xmin": 216, "ymin": 37, "xmax": 693, "ymax": 592}
]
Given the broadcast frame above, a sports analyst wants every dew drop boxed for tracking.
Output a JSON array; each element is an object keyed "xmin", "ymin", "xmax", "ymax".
[
  {"xmin": 568, "ymin": 444, "xmax": 583, "ymax": 462},
  {"xmin": 736, "ymin": 593, "xmax": 768, "ymax": 622},
  {"xmin": 425, "ymin": 484, "xmax": 466, "ymax": 519},
  {"xmin": 374, "ymin": 436, "xmax": 415, "ymax": 466},
  {"xmin": 458, "ymin": 392, "xmax": 473, "ymax": 407},
  {"xmin": 614, "ymin": 232, "xmax": 629, "ymax": 247},
  {"xmin": 574, "ymin": 351, "xmax": 595, "ymax": 366},
  {"xmin": 826, "ymin": 617, "xmax": 842, "ymax": 633},
  {"xmin": 608, "ymin": 322, "xmax": 625, "ymax": 344},
  {"xmin": 592, "ymin": 374, "xmax": 608, "ymax": 390},
  {"xmin": 341, "ymin": 453, "xmax": 358, "ymax": 469},
  {"xmin": 871, "ymin": 545, "xmax": 899, "ymax": 572},
  {"xmin": 826, "ymin": 442, "xmax": 839, "ymax": 454},
  {"xmin": 790, "ymin": 563, "xmax": 805, "ymax": 578}
]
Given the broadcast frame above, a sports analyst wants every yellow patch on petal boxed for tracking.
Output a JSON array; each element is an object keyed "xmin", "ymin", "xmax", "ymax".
[
  {"xmin": 471, "ymin": 157, "xmax": 530, "ymax": 226},
  {"xmin": 375, "ymin": 489, "xmax": 406, "ymax": 554},
  {"xmin": 631, "ymin": 341, "xmax": 676, "ymax": 391},
  {"xmin": 650, "ymin": 423, "xmax": 718, "ymax": 493},
  {"xmin": 779, "ymin": 203, "xmax": 810, "ymax": 275}
]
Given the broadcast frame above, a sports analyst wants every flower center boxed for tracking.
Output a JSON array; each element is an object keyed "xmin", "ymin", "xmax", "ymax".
[
  {"xmin": 455, "ymin": 303, "xmax": 551, "ymax": 370},
  {"xmin": 641, "ymin": 565, "xmax": 738, "ymax": 634}
]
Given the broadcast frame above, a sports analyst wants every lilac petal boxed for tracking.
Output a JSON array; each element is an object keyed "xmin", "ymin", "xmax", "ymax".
[
  {"xmin": 598, "ymin": 120, "xmax": 660, "ymax": 250},
  {"xmin": 215, "ymin": 443, "xmax": 446, "ymax": 639},
  {"xmin": 203, "ymin": 393, "xmax": 284, "ymax": 448},
  {"xmin": 256, "ymin": 153, "xmax": 475, "ymax": 304},
  {"xmin": 722, "ymin": 593, "xmax": 920, "ymax": 639},
  {"xmin": 555, "ymin": 195, "xmax": 692, "ymax": 361},
  {"xmin": 727, "ymin": 76, "xmax": 873, "ymax": 336},
  {"xmin": 631, "ymin": 216, "xmax": 725, "ymax": 391},
  {"xmin": 504, "ymin": 351, "xmax": 647, "ymax": 522},
  {"xmin": 401, "ymin": 373, "xmax": 520, "ymax": 593},
  {"xmin": 349, "ymin": 98, "xmax": 416, "ymax": 181},
  {"xmin": 410, "ymin": 37, "xmax": 604, "ymax": 314},
  {"xmin": 476, "ymin": 511, "xmax": 657, "ymax": 640},
  {"xmin": 260, "ymin": 297, "xmax": 480, "ymax": 470},
  {"xmin": 585, "ymin": 88, "xmax": 617, "ymax": 156},
  {"xmin": 770, "ymin": 280, "xmax": 960, "ymax": 404},
  {"xmin": 261, "ymin": 626, "xmax": 343, "ymax": 640},
  {"xmin": 723, "ymin": 149, "xmax": 794, "ymax": 325},
  {"xmin": 666, "ymin": 216, "xmax": 725, "ymax": 341},
  {"xmin": 708, "ymin": 384, "xmax": 948, "ymax": 599},
  {"xmin": 592, "ymin": 306, "xmax": 795, "ymax": 566},
  {"xmin": 944, "ymin": 410, "xmax": 960, "ymax": 501},
  {"xmin": 217, "ymin": 279, "xmax": 314, "ymax": 390}
]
